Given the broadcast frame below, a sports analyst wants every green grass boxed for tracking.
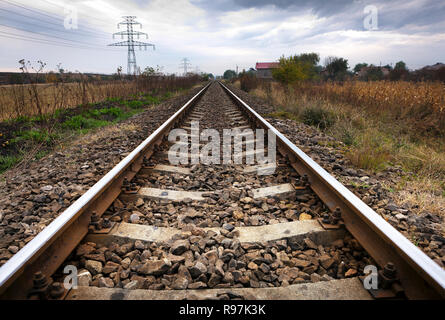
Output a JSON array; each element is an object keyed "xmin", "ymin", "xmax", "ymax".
[
  {"xmin": 302, "ymin": 106, "xmax": 335, "ymax": 129},
  {"xmin": 62, "ymin": 115, "xmax": 109, "ymax": 130},
  {"xmin": 266, "ymin": 110, "xmax": 298, "ymax": 121},
  {"xmin": 0, "ymin": 90, "xmax": 183, "ymax": 175},
  {"xmin": 0, "ymin": 155, "xmax": 22, "ymax": 173},
  {"xmin": 11, "ymin": 129, "xmax": 56, "ymax": 144}
]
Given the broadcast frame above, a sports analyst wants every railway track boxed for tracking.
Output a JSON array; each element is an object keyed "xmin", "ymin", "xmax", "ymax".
[{"xmin": 0, "ymin": 81, "xmax": 444, "ymax": 300}]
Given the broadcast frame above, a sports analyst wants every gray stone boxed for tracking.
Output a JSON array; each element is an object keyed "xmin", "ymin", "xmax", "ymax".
[
  {"xmin": 40, "ymin": 185, "xmax": 53, "ymax": 192},
  {"xmin": 85, "ymin": 260, "xmax": 102, "ymax": 275},
  {"xmin": 208, "ymin": 274, "xmax": 222, "ymax": 288},
  {"xmin": 385, "ymin": 203, "xmax": 398, "ymax": 211},
  {"xmin": 222, "ymin": 223, "xmax": 235, "ymax": 232},
  {"xmin": 188, "ymin": 281, "xmax": 207, "ymax": 289},
  {"xmin": 102, "ymin": 261, "xmax": 119, "ymax": 274},
  {"xmin": 310, "ymin": 273, "xmax": 322, "ymax": 283},
  {"xmin": 98, "ymin": 277, "xmax": 114, "ymax": 288},
  {"xmin": 7, "ymin": 245, "xmax": 19, "ymax": 254},
  {"xmin": 171, "ymin": 240, "xmax": 190, "ymax": 255},
  {"xmin": 129, "ymin": 214, "xmax": 140, "ymax": 223},
  {"xmin": 137, "ymin": 258, "xmax": 171, "ymax": 276},
  {"xmin": 172, "ymin": 276, "xmax": 189, "ymax": 290},
  {"xmin": 189, "ymin": 261, "xmax": 207, "ymax": 278},
  {"xmin": 124, "ymin": 280, "xmax": 139, "ymax": 290},
  {"xmin": 77, "ymin": 269, "xmax": 92, "ymax": 286}
]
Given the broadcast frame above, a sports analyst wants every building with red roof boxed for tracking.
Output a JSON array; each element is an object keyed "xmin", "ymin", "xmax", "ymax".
[{"xmin": 255, "ymin": 62, "xmax": 279, "ymax": 79}]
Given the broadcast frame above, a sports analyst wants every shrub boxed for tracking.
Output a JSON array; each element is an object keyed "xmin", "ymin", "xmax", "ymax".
[
  {"xmin": 11, "ymin": 129, "xmax": 54, "ymax": 144},
  {"xmin": 302, "ymin": 106, "xmax": 335, "ymax": 129},
  {"xmin": 126, "ymin": 100, "xmax": 145, "ymax": 109},
  {"xmin": 0, "ymin": 155, "xmax": 21, "ymax": 173},
  {"xmin": 239, "ymin": 74, "xmax": 259, "ymax": 92},
  {"xmin": 99, "ymin": 107, "xmax": 123, "ymax": 117},
  {"xmin": 62, "ymin": 115, "xmax": 108, "ymax": 130}
]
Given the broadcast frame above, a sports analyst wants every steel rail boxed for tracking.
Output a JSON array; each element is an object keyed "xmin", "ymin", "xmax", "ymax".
[
  {"xmin": 0, "ymin": 82, "xmax": 211, "ymax": 299},
  {"xmin": 219, "ymin": 81, "xmax": 445, "ymax": 299}
]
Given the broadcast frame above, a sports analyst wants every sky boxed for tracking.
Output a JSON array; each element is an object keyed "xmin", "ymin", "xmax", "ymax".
[{"xmin": 0, "ymin": 0, "xmax": 444, "ymax": 75}]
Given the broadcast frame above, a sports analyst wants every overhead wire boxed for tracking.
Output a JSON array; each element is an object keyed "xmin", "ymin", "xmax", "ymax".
[
  {"xmin": 0, "ymin": 7, "xmax": 111, "ymax": 39},
  {"xmin": 0, "ymin": 22, "xmax": 114, "ymax": 49},
  {"xmin": 0, "ymin": 0, "xmax": 112, "ymax": 35},
  {"xmin": 0, "ymin": 28, "xmax": 120, "ymax": 51}
]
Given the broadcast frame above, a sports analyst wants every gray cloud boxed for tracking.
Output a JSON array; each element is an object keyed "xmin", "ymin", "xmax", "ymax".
[{"xmin": 192, "ymin": 0, "xmax": 445, "ymax": 33}]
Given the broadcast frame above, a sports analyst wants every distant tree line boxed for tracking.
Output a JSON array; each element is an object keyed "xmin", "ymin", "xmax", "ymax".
[{"xmin": 222, "ymin": 53, "xmax": 445, "ymax": 84}]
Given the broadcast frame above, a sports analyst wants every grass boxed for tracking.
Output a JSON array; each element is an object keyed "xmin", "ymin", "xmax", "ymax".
[
  {"xmin": 0, "ymin": 75, "xmax": 200, "ymax": 121},
  {"xmin": 245, "ymin": 80, "xmax": 445, "ymax": 216},
  {"xmin": 0, "ymin": 154, "xmax": 22, "ymax": 172},
  {"xmin": 0, "ymin": 85, "xmax": 196, "ymax": 175}
]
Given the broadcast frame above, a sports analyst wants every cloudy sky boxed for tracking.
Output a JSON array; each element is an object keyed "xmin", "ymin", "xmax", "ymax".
[{"xmin": 0, "ymin": 0, "xmax": 444, "ymax": 75}]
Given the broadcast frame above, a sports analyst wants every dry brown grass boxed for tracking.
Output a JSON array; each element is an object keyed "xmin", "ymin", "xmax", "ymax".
[
  {"xmin": 246, "ymin": 80, "xmax": 445, "ymax": 216},
  {"xmin": 297, "ymin": 81, "xmax": 445, "ymax": 135},
  {"xmin": 0, "ymin": 76, "xmax": 199, "ymax": 121}
]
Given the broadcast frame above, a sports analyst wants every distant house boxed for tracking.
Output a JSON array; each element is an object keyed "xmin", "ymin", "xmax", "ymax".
[
  {"xmin": 423, "ymin": 62, "xmax": 445, "ymax": 71},
  {"xmin": 255, "ymin": 62, "xmax": 279, "ymax": 79}
]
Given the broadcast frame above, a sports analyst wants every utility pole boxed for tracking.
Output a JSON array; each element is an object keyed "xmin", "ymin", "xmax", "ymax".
[
  {"xmin": 236, "ymin": 65, "xmax": 239, "ymax": 75},
  {"xmin": 109, "ymin": 16, "xmax": 155, "ymax": 75},
  {"xmin": 179, "ymin": 58, "xmax": 191, "ymax": 76}
]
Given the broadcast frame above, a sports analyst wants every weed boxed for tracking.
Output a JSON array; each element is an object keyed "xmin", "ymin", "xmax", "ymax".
[
  {"xmin": 125, "ymin": 100, "xmax": 145, "ymax": 109},
  {"xmin": 302, "ymin": 106, "xmax": 335, "ymax": 129},
  {"xmin": 266, "ymin": 110, "xmax": 298, "ymax": 120},
  {"xmin": 62, "ymin": 115, "xmax": 109, "ymax": 130},
  {"xmin": 0, "ymin": 155, "xmax": 22, "ymax": 173},
  {"xmin": 11, "ymin": 129, "xmax": 55, "ymax": 144}
]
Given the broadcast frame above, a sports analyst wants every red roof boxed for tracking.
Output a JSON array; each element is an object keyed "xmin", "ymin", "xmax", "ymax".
[{"xmin": 256, "ymin": 62, "xmax": 279, "ymax": 70}]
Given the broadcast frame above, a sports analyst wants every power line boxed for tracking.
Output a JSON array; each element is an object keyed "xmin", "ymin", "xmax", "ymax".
[
  {"xmin": 109, "ymin": 16, "xmax": 155, "ymax": 75},
  {"xmin": 0, "ymin": 11, "xmax": 111, "ymax": 40},
  {"xmin": 0, "ymin": 7, "xmax": 111, "ymax": 39},
  {"xmin": 40, "ymin": 0, "xmax": 113, "ymax": 27},
  {"xmin": 0, "ymin": 0, "xmax": 111, "ymax": 35},
  {"xmin": 0, "ymin": 22, "xmax": 112, "ymax": 48},
  {"xmin": 0, "ymin": 31, "xmax": 119, "ymax": 51},
  {"xmin": 179, "ymin": 58, "xmax": 191, "ymax": 76}
]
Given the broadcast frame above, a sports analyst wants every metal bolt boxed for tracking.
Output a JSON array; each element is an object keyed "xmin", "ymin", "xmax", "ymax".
[
  {"xmin": 27, "ymin": 271, "xmax": 50, "ymax": 299},
  {"xmin": 333, "ymin": 207, "xmax": 341, "ymax": 218},
  {"xmin": 101, "ymin": 218, "xmax": 112, "ymax": 229},
  {"xmin": 49, "ymin": 282, "xmax": 65, "ymax": 299},
  {"xmin": 383, "ymin": 262, "xmax": 397, "ymax": 279},
  {"xmin": 331, "ymin": 207, "xmax": 342, "ymax": 224},
  {"xmin": 322, "ymin": 213, "xmax": 331, "ymax": 224},
  {"xmin": 302, "ymin": 174, "xmax": 309, "ymax": 186},
  {"xmin": 90, "ymin": 211, "xmax": 101, "ymax": 230},
  {"xmin": 32, "ymin": 271, "xmax": 48, "ymax": 289}
]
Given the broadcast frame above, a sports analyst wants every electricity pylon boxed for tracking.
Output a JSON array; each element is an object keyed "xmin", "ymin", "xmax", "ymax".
[
  {"xmin": 109, "ymin": 16, "xmax": 155, "ymax": 75},
  {"xmin": 179, "ymin": 58, "xmax": 191, "ymax": 76}
]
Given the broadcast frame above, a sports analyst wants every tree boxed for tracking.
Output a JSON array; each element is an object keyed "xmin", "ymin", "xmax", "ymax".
[
  {"xmin": 201, "ymin": 73, "xmax": 214, "ymax": 81},
  {"xmin": 143, "ymin": 65, "xmax": 163, "ymax": 77},
  {"xmin": 223, "ymin": 70, "xmax": 237, "ymax": 80},
  {"xmin": 354, "ymin": 63, "xmax": 368, "ymax": 73},
  {"xmin": 247, "ymin": 67, "xmax": 256, "ymax": 75},
  {"xmin": 272, "ymin": 53, "xmax": 320, "ymax": 84},
  {"xmin": 390, "ymin": 61, "xmax": 408, "ymax": 81},
  {"xmin": 364, "ymin": 65, "xmax": 384, "ymax": 81},
  {"xmin": 324, "ymin": 56, "xmax": 349, "ymax": 80},
  {"xmin": 394, "ymin": 61, "xmax": 407, "ymax": 71}
]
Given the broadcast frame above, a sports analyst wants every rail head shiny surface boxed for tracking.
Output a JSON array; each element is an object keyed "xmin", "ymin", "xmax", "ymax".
[
  {"xmin": 0, "ymin": 82, "xmax": 211, "ymax": 289},
  {"xmin": 219, "ymin": 81, "xmax": 445, "ymax": 296}
]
